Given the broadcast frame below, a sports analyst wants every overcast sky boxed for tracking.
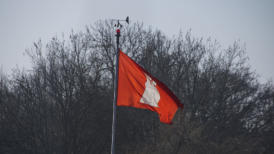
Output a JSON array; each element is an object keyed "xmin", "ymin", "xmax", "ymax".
[{"xmin": 0, "ymin": 0, "xmax": 273, "ymax": 82}]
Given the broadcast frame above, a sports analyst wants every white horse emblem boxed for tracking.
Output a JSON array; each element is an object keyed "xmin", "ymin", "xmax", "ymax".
[{"xmin": 140, "ymin": 74, "xmax": 160, "ymax": 107}]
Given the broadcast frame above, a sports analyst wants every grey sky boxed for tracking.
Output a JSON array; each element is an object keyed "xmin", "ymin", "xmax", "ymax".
[{"xmin": 0, "ymin": 0, "xmax": 273, "ymax": 82}]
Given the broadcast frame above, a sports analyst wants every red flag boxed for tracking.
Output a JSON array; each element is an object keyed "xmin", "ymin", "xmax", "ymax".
[{"xmin": 117, "ymin": 50, "xmax": 183, "ymax": 124}]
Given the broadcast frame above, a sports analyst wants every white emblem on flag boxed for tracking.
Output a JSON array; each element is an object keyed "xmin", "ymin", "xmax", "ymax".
[{"xmin": 140, "ymin": 73, "xmax": 160, "ymax": 107}]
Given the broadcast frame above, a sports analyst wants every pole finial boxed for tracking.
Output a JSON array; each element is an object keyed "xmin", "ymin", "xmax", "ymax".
[{"xmin": 116, "ymin": 29, "xmax": 120, "ymax": 34}]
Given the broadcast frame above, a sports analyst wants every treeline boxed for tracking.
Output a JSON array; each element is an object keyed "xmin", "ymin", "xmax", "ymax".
[{"xmin": 0, "ymin": 21, "xmax": 273, "ymax": 154}]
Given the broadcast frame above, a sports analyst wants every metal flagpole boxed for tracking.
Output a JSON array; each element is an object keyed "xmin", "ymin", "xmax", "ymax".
[
  {"xmin": 111, "ymin": 28, "xmax": 120, "ymax": 154},
  {"xmin": 111, "ymin": 16, "xmax": 129, "ymax": 154}
]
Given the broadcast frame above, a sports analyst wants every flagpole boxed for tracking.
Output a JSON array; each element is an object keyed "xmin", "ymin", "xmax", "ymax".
[
  {"xmin": 111, "ymin": 17, "xmax": 129, "ymax": 154},
  {"xmin": 111, "ymin": 27, "xmax": 120, "ymax": 154}
]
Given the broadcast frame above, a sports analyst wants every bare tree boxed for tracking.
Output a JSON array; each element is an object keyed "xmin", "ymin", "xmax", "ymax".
[{"xmin": 0, "ymin": 20, "xmax": 273, "ymax": 154}]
